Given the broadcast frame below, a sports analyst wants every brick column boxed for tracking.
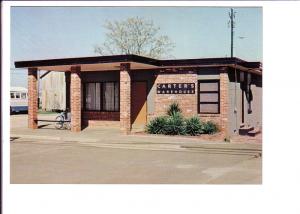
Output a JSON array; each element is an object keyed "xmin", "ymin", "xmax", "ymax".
[
  {"xmin": 220, "ymin": 67, "xmax": 230, "ymax": 137},
  {"xmin": 120, "ymin": 63, "xmax": 131, "ymax": 134},
  {"xmin": 70, "ymin": 66, "xmax": 81, "ymax": 132},
  {"xmin": 28, "ymin": 68, "xmax": 38, "ymax": 129}
]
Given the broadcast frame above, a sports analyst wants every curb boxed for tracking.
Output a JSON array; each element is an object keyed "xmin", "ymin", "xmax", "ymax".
[
  {"xmin": 11, "ymin": 134, "xmax": 61, "ymax": 141},
  {"xmin": 129, "ymin": 133, "xmax": 226, "ymax": 144},
  {"xmin": 11, "ymin": 134, "xmax": 98, "ymax": 143}
]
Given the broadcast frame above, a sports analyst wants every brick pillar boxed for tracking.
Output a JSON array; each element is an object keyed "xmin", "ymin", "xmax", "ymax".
[
  {"xmin": 70, "ymin": 66, "xmax": 81, "ymax": 132},
  {"xmin": 28, "ymin": 68, "xmax": 38, "ymax": 129},
  {"xmin": 65, "ymin": 72, "xmax": 71, "ymax": 110},
  {"xmin": 120, "ymin": 63, "xmax": 131, "ymax": 134},
  {"xmin": 220, "ymin": 67, "xmax": 230, "ymax": 137}
]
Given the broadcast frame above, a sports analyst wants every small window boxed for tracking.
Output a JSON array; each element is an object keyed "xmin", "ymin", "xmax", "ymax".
[
  {"xmin": 21, "ymin": 93, "xmax": 27, "ymax": 99},
  {"xmin": 198, "ymin": 80, "xmax": 220, "ymax": 114},
  {"xmin": 10, "ymin": 93, "xmax": 15, "ymax": 98},
  {"xmin": 15, "ymin": 93, "xmax": 20, "ymax": 99}
]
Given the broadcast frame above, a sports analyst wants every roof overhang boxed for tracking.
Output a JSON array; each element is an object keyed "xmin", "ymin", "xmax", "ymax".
[
  {"xmin": 14, "ymin": 54, "xmax": 262, "ymax": 75},
  {"xmin": 14, "ymin": 55, "xmax": 160, "ymax": 72},
  {"xmin": 32, "ymin": 61, "xmax": 159, "ymax": 72}
]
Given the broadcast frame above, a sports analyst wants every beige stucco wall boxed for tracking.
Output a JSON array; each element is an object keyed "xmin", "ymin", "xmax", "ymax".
[
  {"xmin": 228, "ymin": 81, "xmax": 243, "ymax": 135},
  {"xmin": 228, "ymin": 71, "xmax": 262, "ymax": 135},
  {"xmin": 244, "ymin": 81, "xmax": 262, "ymax": 129}
]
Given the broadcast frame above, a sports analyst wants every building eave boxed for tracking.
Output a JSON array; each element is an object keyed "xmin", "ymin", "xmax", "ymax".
[{"xmin": 14, "ymin": 54, "xmax": 262, "ymax": 74}]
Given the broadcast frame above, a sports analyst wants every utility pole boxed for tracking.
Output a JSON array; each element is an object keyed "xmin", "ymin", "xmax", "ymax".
[{"xmin": 228, "ymin": 8, "xmax": 236, "ymax": 58}]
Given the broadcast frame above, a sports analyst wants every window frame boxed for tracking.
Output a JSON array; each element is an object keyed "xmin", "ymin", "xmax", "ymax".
[
  {"xmin": 198, "ymin": 80, "xmax": 220, "ymax": 114},
  {"xmin": 15, "ymin": 92, "xmax": 21, "ymax": 99},
  {"xmin": 83, "ymin": 81, "xmax": 120, "ymax": 112}
]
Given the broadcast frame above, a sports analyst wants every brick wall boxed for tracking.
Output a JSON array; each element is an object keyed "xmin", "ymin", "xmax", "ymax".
[
  {"xmin": 198, "ymin": 114, "xmax": 221, "ymax": 126},
  {"xmin": 82, "ymin": 111, "xmax": 120, "ymax": 127},
  {"xmin": 83, "ymin": 111, "xmax": 119, "ymax": 121},
  {"xmin": 28, "ymin": 68, "xmax": 38, "ymax": 129},
  {"xmin": 154, "ymin": 70, "xmax": 198, "ymax": 117}
]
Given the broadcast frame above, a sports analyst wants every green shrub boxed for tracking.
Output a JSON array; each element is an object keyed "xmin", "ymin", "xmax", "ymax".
[
  {"xmin": 164, "ymin": 112, "xmax": 186, "ymax": 135},
  {"xmin": 202, "ymin": 121, "xmax": 218, "ymax": 134},
  {"xmin": 146, "ymin": 116, "xmax": 168, "ymax": 134},
  {"xmin": 146, "ymin": 103, "xmax": 219, "ymax": 136},
  {"xmin": 185, "ymin": 116, "xmax": 204, "ymax": 136},
  {"xmin": 167, "ymin": 102, "xmax": 182, "ymax": 117}
]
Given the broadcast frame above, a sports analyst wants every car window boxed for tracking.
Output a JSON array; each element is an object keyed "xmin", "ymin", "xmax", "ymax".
[
  {"xmin": 11, "ymin": 93, "xmax": 15, "ymax": 98},
  {"xmin": 21, "ymin": 93, "xmax": 27, "ymax": 99},
  {"xmin": 15, "ymin": 93, "xmax": 20, "ymax": 99}
]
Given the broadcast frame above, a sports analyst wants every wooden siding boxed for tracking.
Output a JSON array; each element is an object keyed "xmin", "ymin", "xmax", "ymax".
[{"xmin": 41, "ymin": 72, "xmax": 66, "ymax": 111}]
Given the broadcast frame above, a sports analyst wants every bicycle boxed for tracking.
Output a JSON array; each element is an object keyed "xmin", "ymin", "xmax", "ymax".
[{"xmin": 55, "ymin": 109, "xmax": 71, "ymax": 130}]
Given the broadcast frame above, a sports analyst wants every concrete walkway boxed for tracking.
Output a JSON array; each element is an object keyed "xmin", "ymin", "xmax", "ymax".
[{"xmin": 11, "ymin": 114, "xmax": 262, "ymax": 156}]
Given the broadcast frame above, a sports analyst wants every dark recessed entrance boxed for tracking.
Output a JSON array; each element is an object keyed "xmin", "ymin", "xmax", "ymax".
[{"xmin": 131, "ymin": 81, "xmax": 147, "ymax": 127}]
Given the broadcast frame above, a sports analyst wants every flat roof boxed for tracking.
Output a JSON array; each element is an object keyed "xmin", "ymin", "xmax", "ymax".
[
  {"xmin": 15, "ymin": 54, "xmax": 160, "ymax": 68},
  {"xmin": 14, "ymin": 54, "xmax": 262, "ymax": 74}
]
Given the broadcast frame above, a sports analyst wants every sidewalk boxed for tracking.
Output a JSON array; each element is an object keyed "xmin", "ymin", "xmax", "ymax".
[{"xmin": 10, "ymin": 114, "xmax": 262, "ymax": 154}]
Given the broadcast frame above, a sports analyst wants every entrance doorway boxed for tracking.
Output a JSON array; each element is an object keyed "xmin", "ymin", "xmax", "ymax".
[{"xmin": 131, "ymin": 81, "xmax": 147, "ymax": 127}]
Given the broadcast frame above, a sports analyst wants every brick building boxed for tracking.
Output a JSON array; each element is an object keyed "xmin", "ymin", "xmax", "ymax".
[{"xmin": 15, "ymin": 55, "xmax": 262, "ymax": 137}]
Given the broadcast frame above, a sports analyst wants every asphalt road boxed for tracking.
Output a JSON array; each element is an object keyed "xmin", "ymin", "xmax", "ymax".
[{"xmin": 10, "ymin": 137, "xmax": 262, "ymax": 184}]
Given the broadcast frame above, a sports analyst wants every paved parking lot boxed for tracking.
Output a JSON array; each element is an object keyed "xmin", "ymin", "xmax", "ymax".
[
  {"xmin": 10, "ymin": 114, "xmax": 262, "ymax": 184},
  {"xmin": 11, "ymin": 138, "xmax": 262, "ymax": 184}
]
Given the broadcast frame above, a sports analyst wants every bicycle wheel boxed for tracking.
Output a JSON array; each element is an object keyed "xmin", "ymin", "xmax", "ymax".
[{"xmin": 55, "ymin": 115, "xmax": 64, "ymax": 129}]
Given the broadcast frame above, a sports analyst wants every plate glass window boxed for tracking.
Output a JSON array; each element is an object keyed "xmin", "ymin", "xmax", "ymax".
[
  {"xmin": 84, "ymin": 82, "xmax": 119, "ymax": 111},
  {"xmin": 103, "ymin": 82, "xmax": 115, "ymax": 111}
]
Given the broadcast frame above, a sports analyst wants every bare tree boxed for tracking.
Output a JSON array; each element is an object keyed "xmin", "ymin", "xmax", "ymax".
[{"xmin": 94, "ymin": 17, "xmax": 175, "ymax": 59}]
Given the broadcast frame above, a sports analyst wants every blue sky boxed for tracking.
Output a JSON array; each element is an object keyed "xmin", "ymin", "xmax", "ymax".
[{"xmin": 11, "ymin": 7, "xmax": 262, "ymax": 87}]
